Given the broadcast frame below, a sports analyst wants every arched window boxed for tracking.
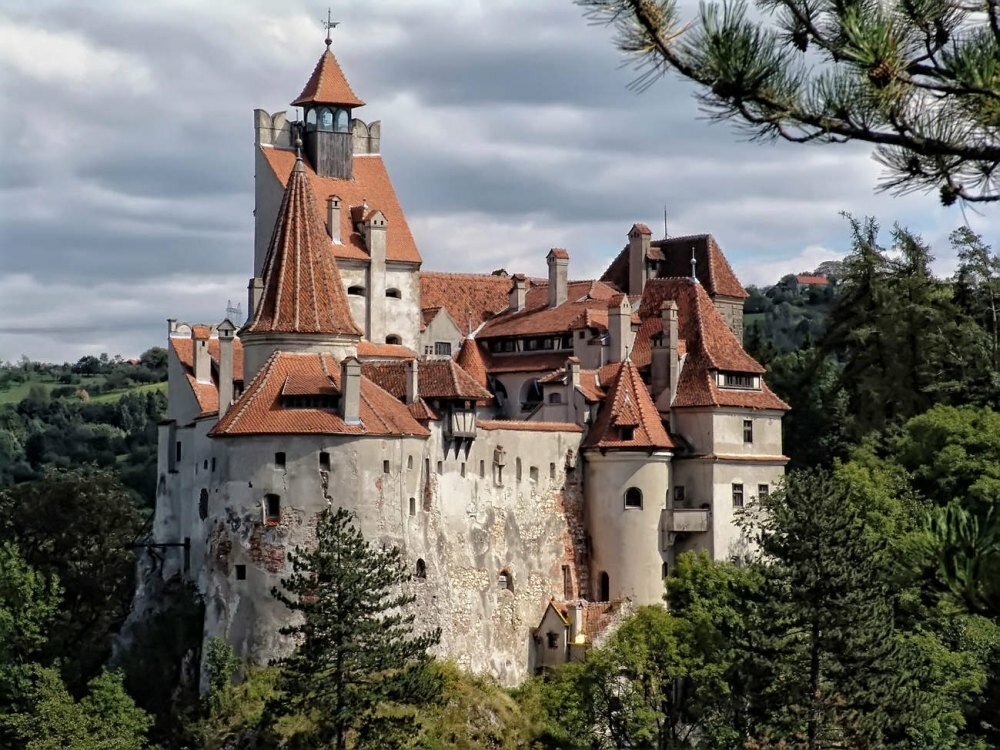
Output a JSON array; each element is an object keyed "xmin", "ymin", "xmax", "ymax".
[
  {"xmin": 318, "ymin": 107, "xmax": 334, "ymax": 131},
  {"xmin": 305, "ymin": 109, "xmax": 317, "ymax": 131},
  {"xmin": 548, "ymin": 392, "xmax": 562, "ymax": 404},
  {"xmin": 347, "ymin": 285, "xmax": 365, "ymax": 296},
  {"xmin": 624, "ymin": 487, "xmax": 643, "ymax": 509},
  {"xmin": 599, "ymin": 571, "xmax": 610, "ymax": 602},
  {"xmin": 198, "ymin": 488, "xmax": 208, "ymax": 521},
  {"xmin": 498, "ymin": 569, "xmax": 514, "ymax": 592},
  {"xmin": 333, "ymin": 108, "xmax": 349, "ymax": 132},
  {"xmin": 385, "ymin": 335, "xmax": 402, "ymax": 345},
  {"xmin": 385, "ymin": 288, "xmax": 401, "ymax": 299},
  {"xmin": 415, "ymin": 559, "xmax": 427, "ymax": 579}
]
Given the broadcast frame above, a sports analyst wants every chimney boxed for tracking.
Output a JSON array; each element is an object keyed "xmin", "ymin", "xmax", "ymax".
[
  {"xmin": 509, "ymin": 274, "xmax": 527, "ymax": 312},
  {"xmin": 405, "ymin": 358, "xmax": 419, "ymax": 405},
  {"xmin": 340, "ymin": 356, "xmax": 362, "ymax": 425},
  {"xmin": 364, "ymin": 210, "xmax": 387, "ymax": 264},
  {"xmin": 546, "ymin": 248, "xmax": 569, "ymax": 308},
  {"xmin": 607, "ymin": 295, "xmax": 632, "ymax": 363},
  {"xmin": 654, "ymin": 301, "xmax": 680, "ymax": 410},
  {"xmin": 247, "ymin": 277, "xmax": 263, "ymax": 319},
  {"xmin": 327, "ymin": 195, "xmax": 341, "ymax": 244},
  {"xmin": 566, "ymin": 356, "xmax": 581, "ymax": 389},
  {"xmin": 167, "ymin": 318, "xmax": 178, "ymax": 337},
  {"xmin": 217, "ymin": 319, "xmax": 236, "ymax": 417},
  {"xmin": 192, "ymin": 327, "xmax": 211, "ymax": 383},
  {"xmin": 364, "ymin": 210, "xmax": 387, "ymax": 342},
  {"xmin": 628, "ymin": 223, "xmax": 651, "ymax": 296}
]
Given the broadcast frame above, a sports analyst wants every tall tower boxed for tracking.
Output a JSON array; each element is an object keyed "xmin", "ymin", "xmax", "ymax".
[{"xmin": 291, "ymin": 37, "xmax": 365, "ymax": 180}]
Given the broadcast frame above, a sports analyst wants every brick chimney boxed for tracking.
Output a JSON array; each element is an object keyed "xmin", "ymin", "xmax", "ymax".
[
  {"xmin": 405, "ymin": 358, "xmax": 419, "ymax": 405},
  {"xmin": 509, "ymin": 273, "xmax": 527, "ymax": 312},
  {"xmin": 628, "ymin": 223, "xmax": 651, "ymax": 296},
  {"xmin": 340, "ymin": 356, "xmax": 362, "ymax": 425},
  {"xmin": 327, "ymin": 195, "xmax": 341, "ymax": 244},
  {"xmin": 192, "ymin": 326, "xmax": 211, "ymax": 383},
  {"xmin": 608, "ymin": 295, "xmax": 632, "ymax": 363},
  {"xmin": 217, "ymin": 319, "xmax": 236, "ymax": 417},
  {"xmin": 546, "ymin": 248, "xmax": 569, "ymax": 308}
]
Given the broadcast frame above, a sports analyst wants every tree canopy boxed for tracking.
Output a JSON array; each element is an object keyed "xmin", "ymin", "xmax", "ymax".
[{"xmin": 579, "ymin": 0, "xmax": 1000, "ymax": 204}]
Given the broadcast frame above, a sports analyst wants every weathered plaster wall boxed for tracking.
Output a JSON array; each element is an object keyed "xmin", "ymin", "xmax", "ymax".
[
  {"xmin": 193, "ymin": 424, "xmax": 583, "ymax": 686},
  {"xmin": 382, "ymin": 263, "xmax": 421, "ymax": 351},
  {"xmin": 711, "ymin": 410, "xmax": 783, "ymax": 456}
]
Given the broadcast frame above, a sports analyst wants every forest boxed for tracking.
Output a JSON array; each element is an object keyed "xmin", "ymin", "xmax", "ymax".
[{"xmin": 0, "ymin": 217, "xmax": 997, "ymax": 748}]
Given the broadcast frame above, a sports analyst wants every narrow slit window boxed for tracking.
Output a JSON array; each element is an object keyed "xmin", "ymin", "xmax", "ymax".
[
  {"xmin": 409, "ymin": 497, "xmax": 416, "ymax": 516},
  {"xmin": 562, "ymin": 564, "xmax": 572, "ymax": 599},
  {"xmin": 383, "ymin": 460, "xmax": 390, "ymax": 474},
  {"xmin": 549, "ymin": 462, "xmax": 556, "ymax": 480},
  {"xmin": 407, "ymin": 455, "xmax": 413, "ymax": 470}
]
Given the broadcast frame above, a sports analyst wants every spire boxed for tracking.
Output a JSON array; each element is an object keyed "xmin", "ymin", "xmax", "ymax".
[
  {"xmin": 243, "ymin": 148, "xmax": 362, "ymax": 338},
  {"xmin": 292, "ymin": 47, "xmax": 365, "ymax": 108},
  {"xmin": 583, "ymin": 359, "xmax": 674, "ymax": 449},
  {"xmin": 455, "ymin": 334, "xmax": 489, "ymax": 390}
]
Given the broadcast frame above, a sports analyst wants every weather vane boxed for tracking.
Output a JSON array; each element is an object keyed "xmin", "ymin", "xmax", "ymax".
[{"xmin": 322, "ymin": 8, "xmax": 339, "ymax": 48}]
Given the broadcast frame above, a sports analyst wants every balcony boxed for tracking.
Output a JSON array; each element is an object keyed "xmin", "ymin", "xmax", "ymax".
[{"xmin": 665, "ymin": 508, "xmax": 710, "ymax": 534}]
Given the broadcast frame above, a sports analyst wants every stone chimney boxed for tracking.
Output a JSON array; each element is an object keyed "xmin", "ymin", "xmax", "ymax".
[
  {"xmin": 653, "ymin": 301, "xmax": 680, "ymax": 410},
  {"xmin": 628, "ymin": 223, "xmax": 651, "ymax": 296},
  {"xmin": 509, "ymin": 274, "xmax": 527, "ymax": 312},
  {"xmin": 192, "ymin": 326, "xmax": 211, "ymax": 383},
  {"xmin": 546, "ymin": 248, "xmax": 569, "ymax": 308},
  {"xmin": 566, "ymin": 356, "xmax": 581, "ymax": 389},
  {"xmin": 247, "ymin": 277, "xmax": 263, "ymax": 320},
  {"xmin": 340, "ymin": 356, "xmax": 362, "ymax": 425},
  {"xmin": 217, "ymin": 319, "xmax": 236, "ymax": 417},
  {"xmin": 608, "ymin": 295, "xmax": 632, "ymax": 363},
  {"xmin": 327, "ymin": 195, "xmax": 341, "ymax": 244},
  {"xmin": 405, "ymin": 358, "xmax": 419, "ymax": 405}
]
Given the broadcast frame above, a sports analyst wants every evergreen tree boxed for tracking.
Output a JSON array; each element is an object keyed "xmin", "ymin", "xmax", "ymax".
[
  {"xmin": 578, "ymin": 0, "xmax": 1000, "ymax": 204},
  {"xmin": 741, "ymin": 469, "xmax": 918, "ymax": 748},
  {"xmin": 268, "ymin": 506, "xmax": 441, "ymax": 750}
]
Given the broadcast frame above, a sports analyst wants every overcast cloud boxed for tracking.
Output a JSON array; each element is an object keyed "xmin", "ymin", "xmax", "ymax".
[{"xmin": 0, "ymin": 0, "xmax": 995, "ymax": 362}]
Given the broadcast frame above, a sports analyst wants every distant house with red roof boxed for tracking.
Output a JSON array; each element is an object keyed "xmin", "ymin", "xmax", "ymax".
[{"xmin": 151, "ymin": 36, "xmax": 787, "ymax": 687}]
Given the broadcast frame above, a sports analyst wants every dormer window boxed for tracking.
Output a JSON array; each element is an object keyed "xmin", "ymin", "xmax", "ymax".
[
  {"xmin": 619, "ymin": 426, "xmax": 635, "ymax": 441},
  {"xmin": 720, "ymin": 372, "xmax": 760, "ymax": 390},
  {"xmin": 282, "ymin": 394, "xmax": 340, "ymax": 410},
  {"xmin": 334, "ymin": 108, "xmax": 349, "ymax": 132},
  {"xmin": 318, "ymin": 107, "xmax": 334, "ymax": 131}
]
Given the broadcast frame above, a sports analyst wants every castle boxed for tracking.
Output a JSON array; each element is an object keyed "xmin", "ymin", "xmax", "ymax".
[{"xmin": 152, "ymin": 37, "xmax": 788, "ymax": 684}]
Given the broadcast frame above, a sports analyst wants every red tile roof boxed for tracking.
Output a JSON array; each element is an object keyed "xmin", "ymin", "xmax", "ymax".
[
  {"xmin": 291, "ymin": 49, "xmax": 365, "ymax": 108},
  {"xmin": 261, "ymin": 148, "xmax": 422, "ymax": 265},
  {"xmin": 482, "ymin": 351, "xmax": 568, "ymax": 374},
  {"xmin": 583, "ymin": 359, "xmax": 676, "ymax": 450},
  {"xmin": 601, "ymin": 234, "xmax": 747, "ymax": 299},
  {"xmin": 170, "ymin": 337, "xmax": 245, "ymax": 417},
  {"xmin": 672, "ymin": 350, "xmax": 789, "ymax": 410},
  {"xmin": 191, "ymin": 325, "xmax": 211, "ymax": 341},
  {"xmin": 245, "ymin": 154, "xmax": 362, "ymax": 337},
  {"xmin": 357, "ymin": 341, "xmax": 417, "ymax": 360},
  {"xmin": 418, "ymin": 272, "xmax": 512, "ymax": 331},
  {"xmin": 455, "ymin": 337, "xmax": 489, "ymax": 389},
  {"xmin": 361, "ymin": 359, "xmax": 492, "ymax": 401},
  {"xmin": 211, "ymin": 352, "xmax": 429, "ymax": 437},
  {"xmin": 795, "ymin": 274, "xmax": 829, "ymax": 285},
  {"xmin": 477, "ymin": 420, "xmax": 583, "ymax": 433},
  {"xmin": 632, "ymin": 223, "xmax": 652, "ymax": 235},
  {"xmin": 548, "ymin": 248, "xmax": 570, "ymax": 259}
]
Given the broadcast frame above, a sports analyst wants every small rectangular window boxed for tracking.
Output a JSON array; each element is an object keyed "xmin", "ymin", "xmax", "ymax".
[
  {"xmin": 550, "ymin": 462, "xmax": 556, "ymax": 480},
  {"xmin": 383, "ymin": 460, "xmax": 390, "ymax": 474},
  {"xmin": 743, "ymin": 419, "xmax": 753, "ymax": 443},
  {"xmin": 436, "ymin": 461, "xmax": 443, "ymax": 474},
  {"xmin": 562, "ymin": 564, "xmax": 573, "ymax": 599},
  {"xmin": 758, "ymin": 484, "xmax": 769, "ymax": 500},
  {"xmin": 425, "ymin": 458, "xmax": 430, "ymax": 476},
  {"xmin": 732, "ymin": 483, "xmax": 744, "ymax": 508},
  {"xmin": 434, "ymin": 341, "xmax": 452, "ymax": 356},
  {"xmin": 409, "ymin": 497, "xmax": 416, "ymax": 516},
  {"xmin": 183, "ymin": 537, "xmax": 190, "ymax": 572},
  {"xmin": 674, "ymin": 486, "xmax": 685, "ymax": 503},
  {"xmin": 516, "ymin": 458, "xmax": 522, "ymax": 481},
  {"xmin": 319, "ymin": 451, "xmax": 331, "ymax": 470},
  {"xmin": 175, "ymin": 441, "xmax": 182, "ymax": 462},
  {"xmin": 235, "ymin": 564, "xmax": 246, "ymax": 580},
  {"xmin": 275, "ymin": 451, "xmax": 286, "ymax": 468},
  {"xmin": 460, "ymin": 462, "xmax": 466, "ymax": 478},
  {"xmin": 529, "ymin": 466, "xmax": 538, "ymax": 483},
  {"xmin": 266, "ymin": 494, "xmax": 281, "ymax": 523},
  {"xmin": 211, "ymin": 457, "xmax": 216, "ymax": 472},
  {"xmin": 546, "ymin": 632, "xmax": 559, "ymax": 649}
]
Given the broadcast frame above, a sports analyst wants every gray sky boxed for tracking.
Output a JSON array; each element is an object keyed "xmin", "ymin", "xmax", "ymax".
[{"xmin": 0, "ymin": 0, "xmax": 994, "ymax": 362}]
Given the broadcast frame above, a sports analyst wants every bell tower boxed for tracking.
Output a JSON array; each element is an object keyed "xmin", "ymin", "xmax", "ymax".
[{"xmin": 291, "ymin": 21, "xmax": 364, "ymax": 180}]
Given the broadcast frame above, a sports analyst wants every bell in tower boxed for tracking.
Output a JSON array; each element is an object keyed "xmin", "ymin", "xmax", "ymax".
[{"xmin": 291, "ymin": 32, "xmax": 365, "ymax": 180}]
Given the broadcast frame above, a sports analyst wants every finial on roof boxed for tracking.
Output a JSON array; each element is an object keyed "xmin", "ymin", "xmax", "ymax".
[
  {"xmin": 293, "ymin": 137, "xmax": 304, "ymax": 171},
  {"xmin": 322, "ymin": 8, "xmax": 339, "ymax": 49},
  {"xmin": 690, "ymin": 246, "xmax": 698, "ymax": 283}
]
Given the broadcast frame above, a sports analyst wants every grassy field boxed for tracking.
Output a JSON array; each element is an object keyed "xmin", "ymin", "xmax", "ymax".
[{"xmin": 0, "ymin": 374, "xmax": 165, "ymax": 406}]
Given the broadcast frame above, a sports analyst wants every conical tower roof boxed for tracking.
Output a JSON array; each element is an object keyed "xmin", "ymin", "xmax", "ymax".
[
  {"xmin": 291, "ymin": 48, "xmax": 365, "ymax": 108},
  {"xmin": 244, "ymin": 153, "xmax": 362, "ymax": 337},
  {"xmin": 583, "ymin": 359, "xmax": 675, "ymax": 449},
  {"xmin": 455, "ymin": 335, "xmax": 489, "ymax": 389}
]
